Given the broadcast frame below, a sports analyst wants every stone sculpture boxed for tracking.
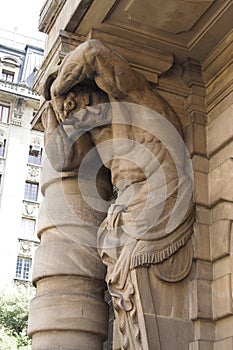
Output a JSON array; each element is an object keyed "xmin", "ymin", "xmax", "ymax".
[{"xmin": 37, "ymin": 39, "xmax": 194, "ymax": 349}]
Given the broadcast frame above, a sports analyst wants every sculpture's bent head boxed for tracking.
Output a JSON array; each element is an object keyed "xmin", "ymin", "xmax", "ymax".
[{"xmin": 42, "ymin": 64, "xmax": 109, "ymax": 125}]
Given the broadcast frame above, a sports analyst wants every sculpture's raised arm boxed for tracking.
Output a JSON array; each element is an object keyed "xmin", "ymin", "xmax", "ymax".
[
  {"xmin": 49, "ymin": 39, "xmax": 181, "ymax": 134},
  {"xmin": 51, "ymin": 39, "xmax": 146, "ymax": 102}
]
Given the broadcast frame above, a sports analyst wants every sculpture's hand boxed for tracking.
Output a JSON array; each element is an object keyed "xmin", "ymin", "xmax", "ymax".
[
  {"xmin": 43, "ymin": 103, "xmax": 78, "ymax": 172},
  {"xmin": 44, "ymin": 103, "xmax": 95, "ymax": 172}
]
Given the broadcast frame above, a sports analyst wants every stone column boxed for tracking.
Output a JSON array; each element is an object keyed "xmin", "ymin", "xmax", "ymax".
[{"xmin": 28, "ymin": 156, "xmax": 112, "ymax": 350}]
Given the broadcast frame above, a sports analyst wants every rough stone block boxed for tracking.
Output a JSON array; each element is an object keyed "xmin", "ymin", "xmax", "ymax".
[
  {"xmin": 213, "ymin": 256, "xmax": 231, "ymax": 280},
  {"xmin": 207, "ymin": 91, "xmax": 233, "ymax": 123},
  {"xmin": 215, "ymin": 316, "xmax": 233, "ymax": 340},
  {"xmin": 211, "ymin": 202, "xmax": 233, "ymax": 223},
  {"xmin": 193, "ymin": 260, "xmax": 212, "ymax": 281},
  {"xmin": 210, "ymin": 220, "xmax": 231, "ymax": 261},
  {"xmin": 194, "ymin": 171, "xmax": 208, "ymax": 205},
  {"xmin": 207, "ymin": 104, "xmax": 233, "ymax": 156},
  {"xmin": 192, "ymin": 155, "xmax": 209, "ymax": 173},
  {"xmin": 212, "ymin": 274, "xmax": 233, "ymax": 321},
  {"xmin": 189, "ymin": 340, "xmax": 213, "ymax": 350},
  {"xmin": 209, "ymin": 142, "xmax": 233, "ymax": 172},
  {"xmin": 231, "ymin": 225, "xmax": 233, "ymax": 254},
  {"xmin": 193, "ymin": 224, "xmax": 211, "ymax": 261},
  {"xmin": 189, "ymin": 110, "xmax": 207, "ymax": 125},
  {"xmin": 209, "ymin": 159, "xmax": 233, "ymax": 206},
  {"xmin": 157, "ymin": 317, "xmax": 193, "ymax": 350},
  {"xmin": 196, "ymin": 206, "xmax": 211, "ymax": 225},
  {"xmin": 190, "ymin": 279, "xmax": 212, "ymax": 320},
  {"xmin": 186, "ymin": 122, "xmax": 206, "ymax": 156},
  {"xmin": 194, "ymin": 320, "xmax": 215, "ymax": 341},
  {"xmin": 214, "ymin": 337, "xmax": 233, "ymax": 350},
  {"xmin": 205, "ymin": 64, "xmax": 233, "ymax": 112}
]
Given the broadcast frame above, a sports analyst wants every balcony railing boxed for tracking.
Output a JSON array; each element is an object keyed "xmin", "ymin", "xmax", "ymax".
[{"xmin": 0, "ymin": 79, "xmax": 39, "ymax": 99}]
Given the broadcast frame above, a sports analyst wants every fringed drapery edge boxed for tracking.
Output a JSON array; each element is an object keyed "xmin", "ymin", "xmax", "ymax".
[{"xmin": 130, "ymin": 230, "xmax": 193, "ymax": 270}]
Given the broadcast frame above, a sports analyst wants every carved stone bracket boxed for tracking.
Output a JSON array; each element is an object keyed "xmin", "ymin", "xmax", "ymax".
[
  {"xmin": 26, "ymin": 164, "xmax": 40, "ymax": 183},
  {"xmin": 22, "ymin": 200, "xmax": 39, "ymax": 218},
  {"xmin": 18, "ymin": 239, "xmax": 33, "ymax": 257},
  {"xmin": 11, "ymin": 97, "xmax": 26, "ymax": 126}
]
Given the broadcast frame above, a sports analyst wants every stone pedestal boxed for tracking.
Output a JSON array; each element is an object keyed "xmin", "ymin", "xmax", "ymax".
[{"xmin": 28, "ymin": 157, "xmax": 112, "ymax": 349}]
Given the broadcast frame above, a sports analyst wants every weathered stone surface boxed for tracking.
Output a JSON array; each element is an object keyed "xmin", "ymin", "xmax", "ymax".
[
  {"xmin": 190, "ymin": 280, "xmax": 212, "ymax": 320},
  {"xmin": 193, "ymin": 261, "xmax": 212, "ymax": 281},
  {"xmin": 193, "ymin": 224, "xmax": 211, "ymax": 261},
  {"xmin": 209, "ymin": 159, "xmax": 233, "ymax": 206},
  {"xmin": 207, "ymin": 105, "xmax": 233, "ymax": 156},
  {"xmin": 210, "ymin": 220, "xmax": 231, "ymax": 261},
  {"xmin": 194, "ymin": 171, "xmax": 208, "ymax": 205},
  {"xmin": 213, "ymin": 256, "xmax": 231, "ymax": 280},
  {"xmin": 209, "ymin": 141, "xmax": 233, "ymax": 172},
  {"xmin": 214, "ymin": 337, "xmax": 233, "ymax": 350},
  {"xmin": 212, "ymin": 274, "xmax": 233, "ymax": 320},
  {"xmin": 215, "ymin": 316, "xmax": 233, "ymax": 340},
  {"xmin": 207, "ymin": 91, "xmax": 233, "ymax": 123},
  {"xmin": 211, "ymin": 202, "xmax": 233, "ymax": 223},
  {"xmin": 185, "ymin": 122, "xmax": 206, "ymax": 156},
  {"xmin": 192, "ymin": 155, "xmax": 209, "ymax": 173},
  {"xmin": 202, "ymin": 31, "xmax": 233, "ymax": 85},
  {"xmin": 194, "ymin": 320, "xmax": 215, "ymax": 341},
  {"xmin": 196, "ymin": 206, "xmax": 211, "ymax": 225},
  {"xmin": 205, "ymin": 64, "xmax": 233, "ymax": 112},
  {"xmin": 189, "ymin": 340, "xmax": 214, "ymax": 350}
]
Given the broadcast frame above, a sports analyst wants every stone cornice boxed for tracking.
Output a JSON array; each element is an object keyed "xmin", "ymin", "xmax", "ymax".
[
  {"xmin": 202, "ymin": 30, "xmax": 233, "ymax": 112},
  {"xmin": 87, "ymin": 29, "xmax": 174, "ymax": 83},
  {"xmin": 39, "ymin": 0, "xmax": 67, "ymax": 33}
]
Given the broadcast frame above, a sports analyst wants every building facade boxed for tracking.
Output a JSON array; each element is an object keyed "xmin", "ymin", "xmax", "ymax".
[
  {"xmin": 29, "ymin": 1, "xmax": 233, "ymax": 349},
  {"xmin": 0, "ymin": 42, "xmax": 44, "ymax": 288}
]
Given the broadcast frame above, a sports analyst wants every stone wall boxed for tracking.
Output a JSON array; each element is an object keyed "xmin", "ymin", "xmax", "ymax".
[{"xmin": 203, "ymin": 30, "xmax": 233, "ymax": 349}]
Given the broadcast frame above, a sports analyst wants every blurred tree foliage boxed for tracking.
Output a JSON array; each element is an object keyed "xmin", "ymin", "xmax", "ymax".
[{"xmin": 0, "ymin": 286, "xmax": 34, "ymax": 349}]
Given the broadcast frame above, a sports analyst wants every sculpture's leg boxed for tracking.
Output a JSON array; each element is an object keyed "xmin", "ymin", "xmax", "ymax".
[{"xmin": 28, "ymin": 165, "xmax": 111, "ymax": 350}]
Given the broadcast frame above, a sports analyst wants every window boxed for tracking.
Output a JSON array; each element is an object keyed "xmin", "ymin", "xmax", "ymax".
[
  {"xmin": 0, "ymin": 138, "xmax": 6, "ymax": 157},
  {"xmin": 2, "ymin": 70, "xmax": 14, "ymax": 82},
  {"xmin": 21, "ymin": 218, "xmax": 35, "ymax": 240},
  {"xmin": 0, "ymin": 105, "xmax": 10, "ymax": 123},
  {"xmin": 24, "ymin": 181, "xmax": 39, "ymax": 202},
  {"xmin": 15, "ymin": 257, "xmax": 31, "ymax": 280},
  {"xmin": 28, "ymin": 145, "xmax": 42, "ymax": 165}
]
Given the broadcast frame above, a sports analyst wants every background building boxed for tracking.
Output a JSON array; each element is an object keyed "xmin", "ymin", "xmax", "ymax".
[{"xmin": 0, "ymin": 39, "xmax": 44, "ymax": 288}]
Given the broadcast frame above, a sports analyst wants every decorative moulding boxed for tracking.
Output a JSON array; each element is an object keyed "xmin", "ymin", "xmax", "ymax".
[{"xmin": 87, "ymin": 29, "xmax": 174, "ymax": 83}]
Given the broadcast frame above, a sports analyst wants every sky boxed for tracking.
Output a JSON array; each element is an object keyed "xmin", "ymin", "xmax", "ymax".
[{"xmin": 0, "ymin": 0, "xmax": 46, "ymax": 49}]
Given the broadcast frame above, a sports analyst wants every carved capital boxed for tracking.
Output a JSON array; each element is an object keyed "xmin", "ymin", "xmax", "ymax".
[{"xmin": 181, "ymin": 58, "xmax": 204, "ymax": 88}]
